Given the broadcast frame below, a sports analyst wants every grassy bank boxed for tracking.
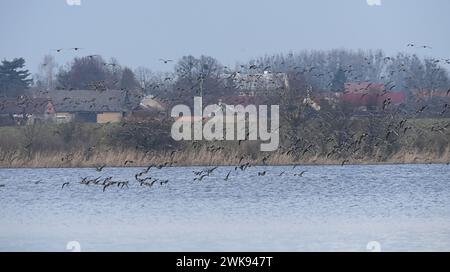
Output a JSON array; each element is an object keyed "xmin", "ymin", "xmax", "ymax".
[
  {"xmin": 1, "ymin": 117, "xmax": 449, "ymax": 168},
  {"xmin": 1, "ymin": 146, "xmax": 449, "ymax": 168}
]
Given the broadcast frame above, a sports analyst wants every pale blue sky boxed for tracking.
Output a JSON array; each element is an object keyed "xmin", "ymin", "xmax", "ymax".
[{"xmin": 1, "ymin": 0, "xmax": 449, "ymax": 73}]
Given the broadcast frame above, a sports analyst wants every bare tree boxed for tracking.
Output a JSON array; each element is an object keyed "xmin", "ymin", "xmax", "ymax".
[{"xmin": 35, "ymin": 55, "xmax": 57, "ymax": 90}]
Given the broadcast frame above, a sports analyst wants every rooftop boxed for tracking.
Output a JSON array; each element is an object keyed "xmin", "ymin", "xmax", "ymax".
[
  {"xmin": 32, "ymin": 90, "xmax": 131, "ymax": 113},
  {"xmin": 0, "ymin": 97, "xmax": 54, "ymax": 115}
]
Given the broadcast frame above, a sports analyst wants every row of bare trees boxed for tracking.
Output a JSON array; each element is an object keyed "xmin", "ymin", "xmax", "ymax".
[
  {"xmin": 245, "ymin": 49, "xmax": 449, "ymax": 92},
  {"xmin": 31, "ymin": 49, "xmax": 449, "ymax": 96}
]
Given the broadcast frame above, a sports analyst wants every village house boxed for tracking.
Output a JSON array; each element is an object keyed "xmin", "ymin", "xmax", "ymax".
[
  {"xmin": 223, "ymin": 71, "xmax": 289, "ymax": 97},
  {"xmin": 340, "ymin": 82, "xmax": 406, "ymax": 111},
  {"xmin": 0, "ymin": 97, "xmax": 55, "ymax": 126},
  {"xmin": 412, "ymin": 89, "xmax": 450, "ymax": 100},
  {"xmin": 344, "ymin": 82, "xmax": 386, "ymax": 94},
  {"xmin": 1, "ymin": 90, "xmax": 168, "ymax": 126},
  {"xmin": 36, "ymin": 90, "xmax": 133, "ymax": 124},
  {"xmin": 129, "ymin": 95, "xmax": 167, "ymax": 121}
]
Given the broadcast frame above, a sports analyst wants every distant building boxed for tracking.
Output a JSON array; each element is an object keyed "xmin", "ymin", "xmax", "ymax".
[
  {"xmin": 344, "ymin": 82, "xmax": 386, "ymax": 94},
  {"xmin": 36, "ymin": 90, "xmax": 131, "ymax": 124},
  {"xmin": 0, "ymin": 97, "xmax": 55, "ymax": 126},
  {"xmin": 129, "ymin": 95, "xmax": 167, "ymax": 121},
  {"xmin": 139, "ymin": 95, "xmax": 165, "ymax": 111},
  {"xmin": 412, "ymin": 89, "xmax": 449, "ymax": 100},
  {"xmin": 223, "ymin": 71, "xmax": 289, "ymax": 96},
  {"xmin": 341, "ymin": 82, "xmax": 406, "ymax": 111}
]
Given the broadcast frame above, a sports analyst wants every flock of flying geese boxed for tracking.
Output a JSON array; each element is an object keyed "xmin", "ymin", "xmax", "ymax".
[
  {"xmin": 55, "ymin": 161, "xmax": 313, "ymax": 192},
  {"xmin": 50, "ymin": 47, "xmax": 176, "ymax": 66}
]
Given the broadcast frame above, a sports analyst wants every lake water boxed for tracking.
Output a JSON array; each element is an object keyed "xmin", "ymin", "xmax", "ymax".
[{"xmin": 0, "ymin": 164, "xmax": 449, "ymax": 252}]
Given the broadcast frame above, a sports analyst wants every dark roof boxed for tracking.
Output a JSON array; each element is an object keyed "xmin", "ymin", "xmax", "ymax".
[
  {"xmin": 37, "ymin": 90, "xmax": 129, "ymax": 113},
  {"xmin": 0, "ymin": 97, "xmax": 53, "ymax": 114}
]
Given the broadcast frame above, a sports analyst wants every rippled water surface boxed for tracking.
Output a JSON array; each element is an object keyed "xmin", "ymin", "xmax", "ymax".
[{"xmin": 1, "ymin": 164, "xmax": 449, "ymax": 251}]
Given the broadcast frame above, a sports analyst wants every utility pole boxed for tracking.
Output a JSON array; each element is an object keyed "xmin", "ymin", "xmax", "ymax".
[
  {"xmin": 199, "ymin": 64, "xmax": 209, "ymax": 98},
  {"xmin": 199, "ymin": 75, "xmax": 204, "ymax": 98}
]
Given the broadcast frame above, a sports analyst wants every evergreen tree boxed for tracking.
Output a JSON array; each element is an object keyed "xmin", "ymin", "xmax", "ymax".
[
  {"xmin": 0, "ymin": 58, "xmax": 32, "ymax": 97},
  {"xmin": 331, "ymin": 68, "xmax": 347, "ymax": 92},
  {"xmin": 120, "ymin": 67, "xmax": 139, "ymax": 90}
]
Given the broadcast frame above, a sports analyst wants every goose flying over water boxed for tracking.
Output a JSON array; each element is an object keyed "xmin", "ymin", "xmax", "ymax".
[
  {"xmin": 96, "ymin": 165, "xmax": 106, "ymax": 172},
  {"xmin": 224, "ymin": 170, "xmax": 232, "ymax": 181},
  {"xmin": 294, "ymin": 171, "xmax": 307, "ymax": 177}
]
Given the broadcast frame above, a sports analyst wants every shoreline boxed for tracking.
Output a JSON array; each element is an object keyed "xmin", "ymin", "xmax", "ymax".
[
  {"xmin": 1, "ymin": 150, "xmax": 448, "ymax": 169},
  {"xmin": 2, "ymin": 118, "xmax": 450, "ymax": 169},
  {"xmin": 1, "ymin": 162, "xmax": 449, "ymax": 169}
]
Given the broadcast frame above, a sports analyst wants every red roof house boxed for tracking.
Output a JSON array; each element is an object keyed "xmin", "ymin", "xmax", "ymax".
[{"xmin": 341, "ymin": 82, "xmax": 406, "ymax": 110}]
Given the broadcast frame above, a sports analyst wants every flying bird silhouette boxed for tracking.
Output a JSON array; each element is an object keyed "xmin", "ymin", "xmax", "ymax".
[
  {"xmin": 159, "ymin": 59, "xmax": 173, "ymax": 64},
  {"xmin": 96, "ymin": 165, "xmax": 106, "ymax": 172},
  {"xmin": 294, "ymin": 171, "xmax": 307, "ymax": 177},
  {"xmin": 224, "ymin": 170, "xmax": 232, "ymax": 181}
]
